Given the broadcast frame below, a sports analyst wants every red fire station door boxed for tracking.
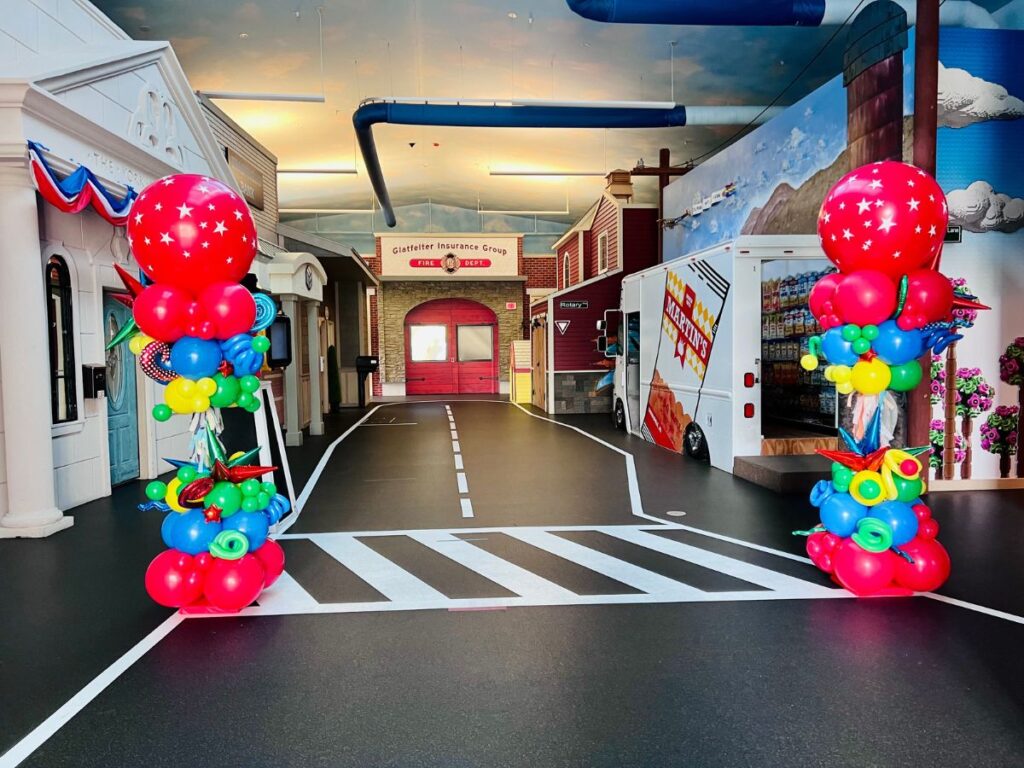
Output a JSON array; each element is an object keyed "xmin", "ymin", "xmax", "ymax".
[{"xmin": 405, "ymin": 299, "xmax": 499, "ymax": 395}]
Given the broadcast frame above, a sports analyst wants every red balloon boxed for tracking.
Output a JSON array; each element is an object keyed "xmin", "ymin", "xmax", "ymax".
[
  {"xmin": 203, "ymin": 554, "xmax": 266, "ymax": 611},
  {"xmin": 894, "ymin": 536, "xmax": 950, "ymax": 592},
  {"xmin": 809, "ymin": 273, "xmax": 843, "ymax": 319},
  {"xmin": 817, "ymin": 161, "xmax": 948, "ymax": 278},
  {"xmin": 898, "ymin": 269, "xmax": 953, "ymax": 330},
  {"xmin": 912, "ymin": 502, "xmax": 932, "ymax": 521},
  {"xmin": 127, "ymin": 174, "xmax": 257, "ymax": 295},
  {"xmin": 145, "ymin": 549, "xmax": 204, "ymax": 607},
  {"xmin": 199, "ymin": 282, "xmax": 257, "ymax": 339},
  {"xmin": 832, "ymin": 539, "xmax": 897, "ymax": 596},
  {"xmin": 133, "ymin": 284, "xmax": 192, "ymax": 342},
  {"xmin": 253, "ymin": 539, "xmax": 286, "ymax": 588},
  {"xmin": 919, "ymin": 519, "xmax": 940, "ymax": 539},
  {"xmin": 833, "ymin": 270, "xmax": 898, "ymax": 326}
]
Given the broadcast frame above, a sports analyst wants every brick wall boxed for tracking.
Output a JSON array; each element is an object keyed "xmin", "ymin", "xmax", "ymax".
[
  {"xmin": 524, "ymin": 255, "xmax": 557, "ymax": 291},
  {"xmin": 553, "ymin": 372, "xmax": 612, "ymax": 414},
  {"xmin": 379, "ymin": 281, "xmax": 525, "ymax": 385}
]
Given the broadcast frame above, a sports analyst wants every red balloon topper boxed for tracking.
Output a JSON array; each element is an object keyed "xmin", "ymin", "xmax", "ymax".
[
  {"xmin": 817, "ymin": 161, "xmax": 948, "ymax": 279},
  {"xmin": 127, "ymin": 174, "xmax": 257, "ymax": 295}
]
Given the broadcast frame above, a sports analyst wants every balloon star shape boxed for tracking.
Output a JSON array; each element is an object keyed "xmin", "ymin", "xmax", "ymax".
[{"xmin": 211, "ymin": 459, "xmax": 277, "ymax": 484}]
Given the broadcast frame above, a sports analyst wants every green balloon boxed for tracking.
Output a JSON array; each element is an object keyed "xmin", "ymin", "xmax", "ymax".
[
  {"xmin": 152, "ymin": 404, "xmax": 172, "ymax": 422},
  {"xmin": 252, "ymin": 335, "xmax": 271, "ymax": 353},
  {"xmin": 236, "ymin": 392, "xmax": 255, "ymax": 409},
  {"xmin": 240, "ymin": 478, "xmax": 261, "ymax": 497},
  {"xmin": 145, "ymin": 481, "xmax": 168, "ymax": 501},
  {"xmin": 204, "ymin": 480, "xmax": 242, "ymax": 516},
  {"xmin": 831, "ymin": 463, "xmax": 853, "ymax": 492},
  {"xmin": 261, "ymin": 481, "xmax": 277, "ymax": 497},
  {"xmin": 841, "ymin": 324, "xmax": 861, "ymax": 342},
  {"xmin": 209, "ymin": 530, "xmax": 249, "ymax": 560},
  {"xmin": 239, "ymin": 375, "xmax": 260, "ymax": 393},
  {"xmin": 209, "ymin": 374, "xmax": 242, "ymax": 408},
  {"xmin": 861, "ymin": 324, "xmax": 880, "ymax": 341},
  {"xmin": 256, "ymin": 491, "xmax": 271, "ymax": 509},
  {"xmin": 893, "ymin": 476, "xmax": 924, "ymax": 503},
  {"xmin": 852, "ymin": 517, "xmax": 893, "ymax": 553},
  {"xmin": 177, "ymin": 466, "xmax": 197, "ymax": 484},
  {"xmin": 244, "ymin": 399, "xmax": 261, "ymax": 413},
  {"xmin": 888, "ymin": 360, "xmax": 923, "ymax": 392},
  {"xmin": 852, "ymin": 338, "xmax": 871, "ymax": 355},
  {"xmin": 241, "ymin": 496, "xmax": 260, "ymax": 513},
  {"xmin": 859, "ymin": 479, "xmax": 882, "ymax": 501}
]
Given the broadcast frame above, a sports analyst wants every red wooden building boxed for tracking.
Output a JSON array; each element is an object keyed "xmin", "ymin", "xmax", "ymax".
[{"xmin": 530, "ymin": 172, "xmax": 658, "ymax": 414}]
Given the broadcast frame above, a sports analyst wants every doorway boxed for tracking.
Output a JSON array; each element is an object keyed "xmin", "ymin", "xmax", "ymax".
[
  {"xmin": 103, "ymin": 291, "xmax": 140, "ymax": 485},
  {"xmin": 531, "ymin": 316, "xmax": 546, "ymax": 411},
  {"xmin": 405, "ymin": 299, "xmax": 499, "ymax": 395}
]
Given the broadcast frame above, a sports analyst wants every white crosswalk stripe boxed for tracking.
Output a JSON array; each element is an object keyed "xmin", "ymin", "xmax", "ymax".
[{"xmin": 248, "ymin": 525, "xmax": 850, "ymax": 616}]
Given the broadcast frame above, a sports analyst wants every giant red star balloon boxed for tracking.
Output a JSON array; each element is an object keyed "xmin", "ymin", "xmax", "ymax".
[
  {"xmin": 817, "ymin": 161, "xmax": 949, "ymax": 280},
  {"xmin": 126, "ymin": 174, "xmax": 257, "ymax": 296}
]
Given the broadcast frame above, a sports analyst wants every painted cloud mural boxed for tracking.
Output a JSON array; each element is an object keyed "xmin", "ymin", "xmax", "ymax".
[
  {"xmin": 937, "ymin": 62, "xmax": 1024, "ymax": 128},
  {"xmin": 947, "ymin": 181, "xmax": 1024, "ymax": 233}
]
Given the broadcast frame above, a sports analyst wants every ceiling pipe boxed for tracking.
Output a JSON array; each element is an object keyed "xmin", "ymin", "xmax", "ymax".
[
  {"xmin": 353, "ymin": 99, "xmax": 781, "ymax": 227},
  {"xmin": 565, "ymin": 0, "xmax": 999, "ymax": 27}
]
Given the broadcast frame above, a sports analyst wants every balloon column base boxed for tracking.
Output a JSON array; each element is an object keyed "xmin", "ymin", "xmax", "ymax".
[
  {"xmin": 179, "ymin": 599, "xmax": 246, "ymax": 615},
  {"xmin": 830, "ymin": 578, "xmax": 914, "ymax": 598}
]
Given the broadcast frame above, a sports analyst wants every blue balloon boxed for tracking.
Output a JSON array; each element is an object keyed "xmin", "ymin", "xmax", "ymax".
[
  {"xmin": 265, "ymin": 494, "xmax": 291, "ymax": 525},
  {"xmin": 872, "ymin": 500, "xmax": 919, "ymax": 546},
  {"xmin": 162, "ymin": 509, "xmax": 222, "ymax": 555},
  {"xmin": 820, "ymin": 492, "xmax": 868, "ymax": 538},
  {"xmin": 872, "ymin": 320, "xmax": 924, "ymax": 366},
  {"xmin": 223, "ymin": 511, "xmax": 269, "ymax": 551},
  {"xmin": 821, "ymin": 328, "xmax": 859, "ymax": 366},
  {"xmin": 809, "ymin": 479, "xmax": 835, "ymax": 507},
  {"xmin": 169, "ymin": 337, "xmax": 223, "ymax": 379}
]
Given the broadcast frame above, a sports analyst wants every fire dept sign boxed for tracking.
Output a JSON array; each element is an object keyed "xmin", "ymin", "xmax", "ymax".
[{"xmin": 378, "ymin": 235, "xmax": 519, "ymax": 277}]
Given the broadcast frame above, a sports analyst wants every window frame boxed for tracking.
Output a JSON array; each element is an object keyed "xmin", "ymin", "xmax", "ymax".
[
  {"xmin": 456, "ymin": 324, "xmax": 494, "ymax": 362},
  {"xmin": 46, "ymin": 254, "xmax": 78, "ymax": 425},
  {"xmin": 408, "ymin": 324, "xmax": 449, "ymax": 362},
  {"xmin": 598, "ymin": 232, "xmax": 609, "ymax": 274}
]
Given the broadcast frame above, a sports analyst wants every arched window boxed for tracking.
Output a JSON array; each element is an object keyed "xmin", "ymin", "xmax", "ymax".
[
  {"xmin": 46, "ymin": 255, "xmax": 77, "ymax": 423},
  {"xmin": 562, "ymin": 254, "xmax": 570, "ymax": 288}
]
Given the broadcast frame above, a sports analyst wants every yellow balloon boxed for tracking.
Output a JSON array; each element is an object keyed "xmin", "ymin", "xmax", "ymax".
[
  {"xmin": 850, "ymin": 470, "xmax": 886, "ymax": 506},
  {"xmin": 178, "ymin": 378, "xmax": 197, "ymax": 397},
  {"xmin": 197, "ymin": 377, "xmax": 218, "ymax": 397},
  {"xmin": 851, "ymin": 359, "xmax": 892, "ymax": 395},
  {"xmin": 165, "ymin": 477, "xmax": 187, "ymax": 513},
  {"xmin": 165, "ymin": 378, "xmax": 192, "ymax": 413},
  {"xmin": 836, "ymin": 381, "xmax": 854, "ymax": 395},
  {"xmin": 824, "ymin": 366, "xmax": 836, "ymax": 383},
  {"xmin": 832, "ymin": 365, "xmax": 852, "ymax": 384},
  {"xmin": 800, "ymin": 354, "xmax": 819, "ymax": 372},
  {"xmin": 192, "ymin": 396, "xmax": 211, "ymax": 413},
  {"xmin": 229, "ymin": 451, "xmax": 245, "ymax": 462},
  {"xmin": 128, "ymin": 334, "xmax": 155, "ymax": 355}
]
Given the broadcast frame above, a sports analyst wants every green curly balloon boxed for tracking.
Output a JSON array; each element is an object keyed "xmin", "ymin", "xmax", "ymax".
[
  {"xmin": 894, "ymin": 274, "xmax": 909, "ymax": 318},
  {"xmin": 209, "ymin": 530, "xmax": 249, "ymax": 560},
  {"xmin": 852, "ymin": 518, "xmax": 893, "ymax": 553}
]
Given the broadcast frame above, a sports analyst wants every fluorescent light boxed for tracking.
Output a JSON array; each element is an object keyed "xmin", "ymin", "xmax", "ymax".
[
  {"xmin": 279, "ymin": 208, "xmax": 374, "ymax": 214},
  {"xmin": 278, "ymin": 168, "xmax": 358, "ymax": 174},
  {"xmin": 199, "ymin": 90, "xmax": 325, "ymax": 103},
  {"xmin": 489, "ymin": 170, "xmax": 605, "ymax": 177}
]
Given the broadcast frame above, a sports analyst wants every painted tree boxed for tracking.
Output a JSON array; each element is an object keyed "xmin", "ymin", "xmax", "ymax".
[
  {"xmin": 980, "ymin": 405, "xmax": 1020, "ymax": 479},
  {"xmin": 999, "ymin": 337, "xmax": 1024, "ymax": 477}
]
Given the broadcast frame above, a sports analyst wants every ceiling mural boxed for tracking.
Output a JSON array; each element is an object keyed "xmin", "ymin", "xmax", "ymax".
[{"xmin": 93, "ymin": 0, "xmax": 1022, "ymax": 224}]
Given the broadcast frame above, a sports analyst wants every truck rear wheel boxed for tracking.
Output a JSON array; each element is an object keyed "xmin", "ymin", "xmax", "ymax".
[
  {"xmin": 613, "ymin": 399, "xmax": 627, "ymax": 431},
  {"xmin": 684, "ymin": 423, "xmax": 709, "ymax": 462}
]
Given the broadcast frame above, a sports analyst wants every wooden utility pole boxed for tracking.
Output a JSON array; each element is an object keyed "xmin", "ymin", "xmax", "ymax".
[{"xmin": 631, "ymin": 147, "xmax": 692, "ymax": 262}]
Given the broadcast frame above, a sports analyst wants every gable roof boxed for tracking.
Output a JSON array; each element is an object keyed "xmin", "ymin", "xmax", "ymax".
[{"xmin": 551, "ymin": 199, "xmax": 600, "ymax": 252}]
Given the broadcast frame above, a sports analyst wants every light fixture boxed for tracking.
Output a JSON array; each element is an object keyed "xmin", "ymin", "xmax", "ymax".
[
  {"xmin": 278, "ymin": 168, "xmax": 358, "ymax": 174},
  {"xmin": 507, "ymin": 11, "xmax": 518, "ymax": 19},
  {"xmin": 489, "ymin": 170, "xmax": 605, "ymax": 177},
  {"xmin": 199, "ymin": 90, "xmax": 325, "ymax": 103},
  {"xmin": 239, "ymin": 32, "xmax": 249, "ymax": 39}
]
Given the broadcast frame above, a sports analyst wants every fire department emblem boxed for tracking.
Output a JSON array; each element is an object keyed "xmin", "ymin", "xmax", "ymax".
[{"xmin": 442, "ymin": 253, "xmax": 460, "ymax": 274}]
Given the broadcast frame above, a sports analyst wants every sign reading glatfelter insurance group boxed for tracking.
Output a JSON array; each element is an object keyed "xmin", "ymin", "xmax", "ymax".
[{"xmin": 378, "ymin": 235, "xmax": 520, "ymax": 278}]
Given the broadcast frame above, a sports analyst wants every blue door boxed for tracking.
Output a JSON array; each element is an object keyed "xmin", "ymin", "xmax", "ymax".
[{"xmin": 104, "ymin": 292, "xmax": 140, "ymax": 485}]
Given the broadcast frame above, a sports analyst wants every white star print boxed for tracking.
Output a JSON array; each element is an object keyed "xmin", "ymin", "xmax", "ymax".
[
  {"xmin": 183, "ymin": 251, "xmax": 191, "ymax": 258},
  {"xmin": 893, "ymin": 250, "xmax": 901, "ymax": 258},
  {"xmin": 160, "ymin": 232, "xmax": 173, "ymax": 245},
  {"xmin": 918, "ymin": 169, "xmax": 927, "ymax": 176},
  {"xmin": 878, "ymin": 214, "xmax": 896, "ymax": 233},
  {"xmin": 201, "ymin": 241, "xmax": 209, "ymax": 249},
  {"xmin": 907, "ymin": 180, "xmax": 915, "ymax": 187},
  {"xmin": 857, "ymin": 198, "xmax": 872, "ymax": 214},
  {"xmin": 929, "ymin": 225, "xmax": 937, "ymax": 236},
  {"xmin": 823, "ymin": 212, "xmax": 831, "ymax": 223},
  {"xmin": 214, "ymin": 221, "xmax": 227, "ymax": 235},
  {"xmin": 241, "ymin": 235, "xmax": 248, "ymax": 243},
  {"xmin": 928, "ymin": 194, "xmax": 935, "ymax": 202},
  {"xmin": 872, "ymin": 167, "xmax": 880, "ymax": 173},
  {"xmin": 842, "ymin": 229, "xmax": 853, "ymax": 240},
  {"xmin": 161, "ymin": 178, "xmax": 174, "ymax": 186},
  {"xmin": 197, "ymin": 185, "xmax": 210, "ymax": 195},
  {"xmin": 233, "ymin": 210, "xmax": 243, "ymax": 221},
  {"xmin": 868, "ymin": 179, "xmax": 883, "ymax": 190},
  {"xmin": 177, "ymin": 203, "xmax": 193, "ymax": 219},
  {"xmin": 908, "ymin": 198, "xmax": 920, "ymax": 211},
  {"xmin": 862, "ymin": 240, "xmax": 872, "ymax": 251},
  {"xmin": 915, "ymin": 225, "xmax": 922, "ymax": 233},
  {"xmin": 226, "ymin": 257, "xmax": 234, "ymax": 264},
  {"xmin": 863, "ymin": 219, "xmax": 873, "ymax": 228},
  {"xmin": 838, "ymin": 202, "xmax": 846, "ymax": 210},
  {"xmin": 831, "ymin": 234, "xmax": 837, "ymax": 241},
  {"xmin": 144, "ymin": 236, "xmax": 151, "ymax": 245},
  {"xmin": 134, "ymin": 212, "xmax": 143, "ymax": 224},
  {"xmin": 874, "ymin": 199, "xmax": 884, "ymax": 208},
  {"xmin": 208, "ymin": 203, "xmax": 216, "ymax": 211},
  {"xmin": 154, "ymin": 202, "xmax": 162, "ymax": 212},
  {"xmin": 199, "ymin": 221, "xmax": 208, "ymax": 229}
]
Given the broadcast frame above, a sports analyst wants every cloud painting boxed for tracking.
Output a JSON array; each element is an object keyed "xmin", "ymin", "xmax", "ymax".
[
  {"xmin": 937, "ymin": 62, "xmax": 1024, "ymax": 128},
  {"xmin": 947, "ymin": 181, "xmax": 1024, "ymax": 233}
]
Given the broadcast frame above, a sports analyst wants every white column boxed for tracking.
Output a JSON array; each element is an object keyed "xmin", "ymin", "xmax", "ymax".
[
  {"xmin": 281, "ymin": 295, "xmax": 302, "ymax": 447},
  {"xmin": 306, "ymin": 300, "xmax": 324, "ymax": 436},
  {"xmin": 0, "ymin": 158, "xmax": 73, "ymax": 537}
]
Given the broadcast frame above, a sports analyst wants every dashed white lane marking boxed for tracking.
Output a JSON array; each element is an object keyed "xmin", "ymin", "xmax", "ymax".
[
  {"xmin": 461, "ymin": 498, "xmax": 475, "ymax": 518},
  {"xmin": 450, "ymin": 429, "xmax": 459, "ymax": 439},
  {"xmin": 454, "ymin": 454, "xmax": 464, "ymax": 470},
  {"xmin": 452, "ymin": 440, "xmax": 461, "ymax": 453},
  {"xmin": 456, "ymin": 472, "xmax": 469, "ymax": 493},
  {"xmin": 449, "ymin": 404, "xmax": 474, "ymax": 518}
]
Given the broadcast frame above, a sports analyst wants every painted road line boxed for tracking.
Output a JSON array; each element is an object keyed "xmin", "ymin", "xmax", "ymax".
[
  {"xmin": 409, "ymin": 531, "xmax": 576, "ymax": 600},
  {"xmin": 360, "ymin": 422, "xmax": 418, "ymax": 427},
  {"xmin": 461, "ymin": 498, "xmax": 475, "ymax": 518},
  {"xmin": 454, "ymin": 454, "xmax": 464, "ymax": 470},
  {"xmin": 450, "ymin": 429, "xmax": 459, "ymax": 439},
  {"xmin": 313, "ymin": 534, "xmax": 447, "ymax": 602},
  {"xmin": 255, "ymin": 571, "xmax": 319, "ymax": 611},
  {"xmin": 505, "ymin": 529, "xmax": 706, "ymax": 598},
  {"xmin": 456, "ymin": 472, "xmax": 469, "ymax": 493},
  {"xmin": 601, "ymin": 527, "xmax": 838, "ymax": 596},
  {"xmin": 452, "ymin": 440, "xmax": 461, "ymax": 453}
]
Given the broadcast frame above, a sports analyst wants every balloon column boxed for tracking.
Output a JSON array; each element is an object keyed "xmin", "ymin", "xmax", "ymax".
[
  {"xmin": 105, "ymin": 174, "xmax": 289, "ymax": 611},
  {"xmin": 797, "ymin": 161, "xmax": 986, "ymax": 596}
]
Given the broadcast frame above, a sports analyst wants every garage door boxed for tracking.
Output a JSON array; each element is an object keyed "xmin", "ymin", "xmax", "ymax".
[{"xmin": 405, "ymin": 299, "xmax": 499, "ymax": 395}]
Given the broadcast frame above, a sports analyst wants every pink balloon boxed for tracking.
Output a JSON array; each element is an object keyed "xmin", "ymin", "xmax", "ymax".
[
  {"xmin": 833, "ymin": 270, "xmax": 898, "ymax": 326},
  {"xmin": 145, "ymin": 549, "xmax": 204, "ymax": 607},
  {"xmin": 900, "ymin": 269, "xmax": 954, "ymax": 329},
  {"xmin": 203, "ymin": 554, "xmax": 266, "ymax": 611},
  {"xmin": 894, "ymin": 537, "xmax": 950, "ymax": 592},
  {"xmin": 133, "ymin": 284, "xmax": 192, "ymax": 342},
  {"xmin": 253, "ymin": 539, "xmax": 286, "ymax": 588},
  {"xmin": 199, "ymin": 282, "xmax": 257, "ymax": 339},
  {"xmin": 809, "ymin": 273, "xmax": 843, "ymax": 320},
  {"xmin": 832, "ymin": 539, "xmax": 898, "ymax": 596}
]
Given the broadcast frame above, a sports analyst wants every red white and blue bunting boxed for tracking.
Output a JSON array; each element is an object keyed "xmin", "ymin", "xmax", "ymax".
[{"xmin": 28, "ymin": 141, "xmax": 137, "ymax": 226}]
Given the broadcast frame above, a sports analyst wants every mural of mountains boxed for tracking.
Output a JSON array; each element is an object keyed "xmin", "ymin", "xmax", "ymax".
[{"xmin": 742, "ymin": 117, "xmax": 913, "ymax": 235}]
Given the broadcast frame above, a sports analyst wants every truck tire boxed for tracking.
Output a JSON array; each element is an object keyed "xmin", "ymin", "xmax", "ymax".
[
  {"xmin": 684, "ymin": 423, "xmax": 709, "ymax": 462},
  {"xmin": 613, "ymin": 399, "xmax": 627, "ymax": 431}
]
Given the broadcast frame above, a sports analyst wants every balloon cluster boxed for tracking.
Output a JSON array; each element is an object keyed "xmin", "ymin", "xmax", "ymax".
[
  {"xmin": 801, "ymin": 161, "xmax": 985, "ymax": 396},
  {"xmin": 144, "ymin": 455, "xmax": 290, "ymax": 611},
  {"xmin": 107, "ymin": 174, "xmax": 288, "ymax": 612},
  {"xmin": 792, "ymin": 161, "xmax": 985, "ymax": 596},
  {"xmin": 801, "ymin": 411, "xmax": 950, "ymax": 595}
]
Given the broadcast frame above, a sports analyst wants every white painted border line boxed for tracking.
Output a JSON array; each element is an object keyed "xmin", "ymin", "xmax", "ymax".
[
  {"xmin": 461, "ymin": 498, "xmax": 475, "ymax": 518},
  {"xmin": 923, "ymin": 593, "xmax": 1024, "ymax": 626},
  {"xmin": 360, "ymin": 422, "xmax": 418, "ymax": 427},
  {"xmin": 0, "ymin": 613, "xmax": 184, "ymax": 768}
]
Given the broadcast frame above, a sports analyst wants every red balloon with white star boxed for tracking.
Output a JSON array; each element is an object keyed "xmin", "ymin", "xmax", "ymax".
[
  {"xmin": 817, "ymin": 161, "xmax": 948, "ymax": 279},
  {"xmin": 127, "ymin": 174, "xmax": 257, "ymax": 295}
]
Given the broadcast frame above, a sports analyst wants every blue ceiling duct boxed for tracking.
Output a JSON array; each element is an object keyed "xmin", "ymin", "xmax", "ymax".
[
  {"xmin": 565, "ymin": 0, "xmax": 826, "ymax": 26},
  {"xmin": 354, "ymin": 100, "xmax": 778, "ymax": 227}
]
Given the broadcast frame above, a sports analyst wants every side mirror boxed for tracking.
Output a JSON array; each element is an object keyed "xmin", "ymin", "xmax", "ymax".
[
  {"xmin": 596, "ymin": 336, "xmax": 608, "ymax": 352},
  {"xmin": 596, "ymin": 319, "xmax": 607, "ymax": 332}
]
